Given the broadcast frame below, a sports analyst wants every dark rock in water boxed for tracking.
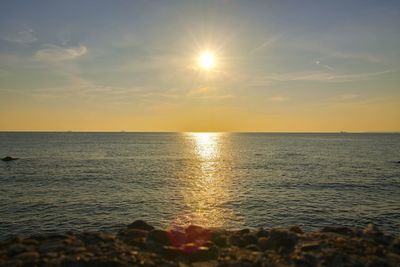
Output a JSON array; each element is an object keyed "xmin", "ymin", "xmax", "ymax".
[
  {"xmin": 1, "ymin": 156, "xmax": 19, "ymax": 162},
  {"xmin": 127, "ymin": 220, "xmax": 154, "ymax": 231}
]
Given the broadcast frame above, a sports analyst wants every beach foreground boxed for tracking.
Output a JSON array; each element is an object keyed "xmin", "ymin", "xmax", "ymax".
[{"xmin": 1, "ymin": 221, "xmax": 399, "ymax": 267}]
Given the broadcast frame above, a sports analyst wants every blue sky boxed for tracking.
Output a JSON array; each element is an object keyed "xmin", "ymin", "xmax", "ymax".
[{"xmin": 0, "ymin": 1, "xmax": 399, "ymax": 131}]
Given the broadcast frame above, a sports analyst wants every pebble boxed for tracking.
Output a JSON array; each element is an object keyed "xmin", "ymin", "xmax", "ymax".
[{"xmin": 0, "ymin": 221, "xmax": 398, "ymax": 267}]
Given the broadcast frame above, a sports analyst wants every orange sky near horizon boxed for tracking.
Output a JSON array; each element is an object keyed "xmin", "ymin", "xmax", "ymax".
[{"xmin": 1, "ymin": 1, "xmax": 400, "ymax": 132}]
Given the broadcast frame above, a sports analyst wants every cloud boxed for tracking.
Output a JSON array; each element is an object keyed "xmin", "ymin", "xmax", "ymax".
[
  {"xmin": 3, "ymin": 29, "xmax": 37, "ymax": 44},
  {"xmin": 35, "ymin": 45, "xmax": 87, "ymax": 61},
  {"xmin": 314, "ymin": 60, "xmax": 335, "ymax": 71},
  {"xmin": 250, "ymin": 33, "xmax": 284, "ymax": 55},
  {"xmin": 265, "ymin": 70, "xmax": 393, "ymax": 83}
]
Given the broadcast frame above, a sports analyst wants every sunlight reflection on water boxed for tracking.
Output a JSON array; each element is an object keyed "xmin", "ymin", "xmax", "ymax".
[{"xmin": 173, "ymin": 133, "xmax": 237, "ymax": 229}]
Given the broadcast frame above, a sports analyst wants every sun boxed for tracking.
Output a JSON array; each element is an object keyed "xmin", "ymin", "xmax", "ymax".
[{"xmin": 198, "ymin": 51, "xmax": 216, "ymax": 71}]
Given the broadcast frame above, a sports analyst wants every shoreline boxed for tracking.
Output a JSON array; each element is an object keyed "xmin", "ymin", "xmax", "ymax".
[{"xmin": 1, "ymin": 221, "xmax": 399, "ymax": 266}]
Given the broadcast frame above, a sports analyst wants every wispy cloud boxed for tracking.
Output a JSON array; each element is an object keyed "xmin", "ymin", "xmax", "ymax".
[
  {"xmin": 264, "ymin": 70, "xmax": 393, "ymax": 83},
  {"xmin": 35, "ymin": 45, "xmax": 87, "ymax": 61},
  {"xmin": 314, "ymin": 60, "xmax": 335, "ymax": 71},
  {"xmin": 3, "ymin": 29, "xmax": 37, "ymax": 45},
  {"xmin": 249, "ymin": 33, "xmax": 284, "ymax": 55}
]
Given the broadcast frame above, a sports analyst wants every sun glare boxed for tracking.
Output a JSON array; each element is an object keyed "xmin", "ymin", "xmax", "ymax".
[{"xmin": 198, "ymin": 51, "xmax": 216, "ymax": 71}]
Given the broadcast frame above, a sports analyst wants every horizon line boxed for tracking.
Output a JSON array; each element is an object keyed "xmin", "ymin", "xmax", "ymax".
[{"xmin": 0, "ymin": 131, "xmax": 399, "ymax": 134}]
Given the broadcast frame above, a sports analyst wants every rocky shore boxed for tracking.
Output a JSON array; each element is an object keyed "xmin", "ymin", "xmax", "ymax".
[{"xmin": 1, "ymin": 221, "xmax": 399, "ymax": 267}]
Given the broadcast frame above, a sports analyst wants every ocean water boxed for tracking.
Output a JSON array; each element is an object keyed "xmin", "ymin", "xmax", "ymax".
[{"xmin": 0, "ymin": 132, "xmax": 399, "ymax": 238}]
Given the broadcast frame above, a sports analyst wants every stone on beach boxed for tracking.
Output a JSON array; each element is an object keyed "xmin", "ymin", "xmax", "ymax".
[{"xmin": 0, "ymin": 221, "xmax": 399, "ymax": 267}]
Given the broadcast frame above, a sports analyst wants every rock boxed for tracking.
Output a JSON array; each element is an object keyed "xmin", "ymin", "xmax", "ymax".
[
  {"xmin": 121, "ymin": 228, "xmax": 148, "ymax": 239},
  {"xmin": 322, "ymin": 226, "xmax": 354, "ymax": 236},
  {"xmin": 15, "ymin": 251, "xmax": 39, "ymax": 262},
  {"xmin": 229, "ymin": 234, "xmax": 246, "ymax": 247},
  {"xmin": 38, "ymin": 240, "xmax": 65, "ymax": 253},
  {"xmin": 391, "ymin": 237, "xmax": 400, "ymax": 251},
  {"xmin": 21, "ymin": 239, "xmax": 39, "ymax": 246},
  {"xmin": 187, "ymin": 246, "xmax": 218, "ymax": 262},
  {"xmin": 167, "ymin": 230, "xmax": 186, "ymax": 248},
  {"xmin": 258, "ymin": 229, "xmax": 298, "ymax": 253},
  {"xmin": 210, "ymin": 231, "xmax": 227, "ymax": 247},
  {"xmin": 203, "ymin": 241, "xmax": 215, "ymax": 248},
  {"xmin": 257, "ymin": 237, "xmax": 269, "ymax": 251},
  {"xmin": 363, "ymin": 224, "xmax": 392, "ymax": 245},
  {"xmin": 364, "ymin": 223, "xmax": 380, "ymax": 234},
  {"xmin": 237, "ymin": 229, "xmax": 250, "ymax": 235},
  {"xmin": 290, "ymin": 225, "xmax": 304, "ymax": 234},
  {"xmin": 186, "ymin": 225, "xmax": 210, "ymax": 245},
  {"xmin": 245, "ymin": 244, "xmax": 260, "ymax": 251},
  {"xmin": 182, "ymin": 242, "xmax": 199, "ymax": 253},
  {"xmin": 147, "ymin": 230, "xmax": 169, "ymax": 245},
  {"xmin": 242, "ymin": 233, "xmax": 258, "ymax": 246},
  {"xmin": 161, "ymin": 245, "xmax": 183, "ymax": 259},
  {"xmin": 127, "ymin": 220, "xmax": 154, "ymax": 231},
  {"xmin": 300, "ymin": 241, "xmax": 322, "ymax": 252},
  {"xmin": 78, "ymin": 258, "xmax": 126, "ymax": 267},
  {"xmin": 1, "ymin": 223, "xmax": 399, "ymax": 267},
  {"xmin": 256, "ymin": 228, "xmax": 269, "ymax": 238},
  {"xmin": 1, "ymin": 156, "xmax": 19, "ymax": 162},
  {"xmin": 8, "ymin": 243, "xmax": 28, "ymax": 256}
]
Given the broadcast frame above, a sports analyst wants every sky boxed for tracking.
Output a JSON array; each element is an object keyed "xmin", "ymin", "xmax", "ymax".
[{"xmin": 0, "ymin": 0, "xmax": 399, "ymax": 132}]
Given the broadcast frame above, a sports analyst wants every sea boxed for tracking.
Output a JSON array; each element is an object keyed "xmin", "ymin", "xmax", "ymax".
[{"xmin": 0, "ymin": 132, "xmax": 399, "ymax": 239}]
